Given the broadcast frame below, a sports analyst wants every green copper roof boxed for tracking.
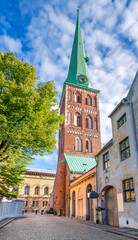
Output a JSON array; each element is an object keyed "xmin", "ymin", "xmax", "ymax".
[
  {"xmin": 64, "ymin": 154, "xmax": 96, "ymax": 174},
  {"xmin": 65, "ymin": 10, "xmax": 89, "ymax": 88}
]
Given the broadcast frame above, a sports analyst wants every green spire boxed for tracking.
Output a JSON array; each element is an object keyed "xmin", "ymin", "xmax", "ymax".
[{"xmin": 65, "ymin": 9, "xmax": 89, "ymax": 88}]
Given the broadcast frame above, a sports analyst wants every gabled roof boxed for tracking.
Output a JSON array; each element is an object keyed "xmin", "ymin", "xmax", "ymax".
[
  {"xmin": 64, "ymin": 153, "xmax": 96, "ymax": 174},
  {"xmin": 96, "ymin": 138, "xmax": 113, "ymax": 156}
]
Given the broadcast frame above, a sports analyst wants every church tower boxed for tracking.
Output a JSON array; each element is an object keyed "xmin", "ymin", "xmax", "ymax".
[{"xmin": 54, "ymin": 10, "xmax": 101, "ymax": 216}]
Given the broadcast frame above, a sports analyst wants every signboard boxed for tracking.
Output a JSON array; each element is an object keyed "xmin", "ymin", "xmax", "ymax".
[{"xmin": 90, "ymin": 191, "xmax": 99, "ymax": 199}]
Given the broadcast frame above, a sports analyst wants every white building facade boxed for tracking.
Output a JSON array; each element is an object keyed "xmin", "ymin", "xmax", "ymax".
[{"xmin": 97, "ymin": 71, "xmax": 138, "ymax": 228}]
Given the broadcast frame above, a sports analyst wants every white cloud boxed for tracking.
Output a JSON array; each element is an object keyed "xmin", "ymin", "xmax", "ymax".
[
  {"xmin": 20, "ymin": 0, "xmax": 138, "ymax": 148},
  {"xmin": 118, "ymin": 0, "xmax": 138, "ymax": 47},
  {"xmin": 0, "ymin": 35, "xmax": 22, "ymax": 54}
]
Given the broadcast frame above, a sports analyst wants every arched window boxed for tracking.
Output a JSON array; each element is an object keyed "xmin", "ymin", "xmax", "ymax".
[
  {"xmin": 94, "ymin": 118, "xmax": 97, "ymax": 130},
  {"xmin": 34, "ymin": 186, "xmax": 39, "ymax": 195},
  {"xmin": 69, "ymin": 90, "xmax": 72, "ymax": 101},
  {"xmin": 75, "ymin": 113, "xmax": 81, "ymax": 127},
  {"xmin": 44, "ymin": 187, "xmax": 49, "ymax": 195},
  {"xmin": 86, "ymin": 115, "xmax": 92, "ymax": 129},
  {"xmin": 24, "ymin": 186, "xmax": 29, "ymax": 195},
  {"xmin": 76, "ymin": 137, "xmax": 82, "ymax": 152},
  {"xmin": 93, "ymin": 96, "xmax": 97, "ymax": 107},
  {"xmin": 75, "ymin": 92, "xmax": 81, "ymax": 103},
  {"xmin": 86, "ymin": 139, "xmax": 92, "ymax": 153},
  {"xmin": 85, "ymin": 95, "xmax": 92, "ymax": 105},
  {"xmin": 69, "ymin": 112, "xmax": 72, "ymax": 125}
]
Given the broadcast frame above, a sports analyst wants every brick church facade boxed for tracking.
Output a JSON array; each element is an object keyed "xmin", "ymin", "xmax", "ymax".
[{"xmin": 53, "ymin": 10, "xmax": 101, "ymax": 217}]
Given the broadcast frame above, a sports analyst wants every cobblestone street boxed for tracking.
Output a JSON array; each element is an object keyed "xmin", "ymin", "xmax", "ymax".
[{"xmin": 0, "ymin": 213, "xmax": 131, "ymax": 240}]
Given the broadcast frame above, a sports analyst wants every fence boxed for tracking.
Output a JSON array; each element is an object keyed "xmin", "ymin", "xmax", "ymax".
[{"xmin": 0, "ymin": 199, "xmax": 24, "ymax": 221}]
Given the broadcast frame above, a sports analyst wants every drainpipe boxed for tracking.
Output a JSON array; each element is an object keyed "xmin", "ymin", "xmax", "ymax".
[{"xmin": 122, "ymin": 99, "xmax": 138, "ymax": 167}]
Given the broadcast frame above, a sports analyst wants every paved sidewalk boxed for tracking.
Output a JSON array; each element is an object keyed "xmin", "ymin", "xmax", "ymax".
[
  {"xmin": 74, "ymin": 219, "xmax": 138, "ymax": 240},
  {"xmin": 0, "ymin": 218, "xmax": 14, "ymax": 229},
  {"xmin": 0, "ymin": 213, "xmax": 133, "ymax": 240}
]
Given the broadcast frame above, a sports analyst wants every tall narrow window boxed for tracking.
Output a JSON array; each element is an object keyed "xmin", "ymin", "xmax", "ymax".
[
  {"xmin": 76, "ymin": 138, "xmax": 79, "ymax": 151},
  {"xmin": 86, "ymin": 139, "xmax": 92, "ymax": 153},
  {"xmin": 46, "ymin": 201, "xmax": 48, "ymax": 206},
  {"xmin": 103, "ymin": 152, "xmax": 110, "ymax": 170},
  {"xmin": 36, "ymin": 201, "xmax": 38, "ymax": 207},
  {"xmin": 86, "ymin": 95, "xmax": 92, "ymax": 105},
  {"xmin": 75, "ymin": 113, "xmax": 81, "ymax": 127},
  {"xmin": 120, "ymin": 137, "xmax": 130, "ymax": 161},
  {"xmin": 44, "ymin": 187, "xmax": 48, "ymax": 195},
  {"xmin": 86, "ymin": 140, "xmax": 89, "ymax": 152},
  {"xmin": 25, "ymin": 201, "xmax": 28, "ymax": 207},
  {"xmin": 86, "ymin": 115, "xmax": 92, "ymax": 129},
  {"xmin": 32, "ymin": 201, "xmax": 35, "ymax": 207},
  {"xmin": 69, "ymin": 112, "xmax": 72, "ymax": 125},
  {"xmin": 75, "ymin": 92, "xmax": 81, "ymax": 103},
  {"xmin": 123, "ymin": 178, "xmax": 135, "ymax": 202},
  {"xmin": 79, "ymin": 138, "xmax": 82, "ymax": 152},
  {"xmin": 43, "ymin": 201, "xmax": 45, "ymax": 207},
  {"xmin": 69, "ymin": 90, "xmax": 72, "ymax": 101},
  {"xmin": 93, "ymin": 96, "xmax": 97, "ymax": 107},
  {"xmin": 94, "ymin": 118, "xmax": 97, "ymax": 130},
  {"xmin": 76, "ymin": 138, "xmax": 82, "ymax": 152},
  {"xmin": 89, "ymin": 141, "xmax": 92, "ymax": 153},
  {"xmin": 24, "ymin": 186, "xmax": 29, "ymax": 195},
  {"xmin": 34, "ymin": 186, "xmax": 39, "ymax": 195},
  {"xmin": 118, "ymin": 113, "xmax": 127, "ymax": 128}
]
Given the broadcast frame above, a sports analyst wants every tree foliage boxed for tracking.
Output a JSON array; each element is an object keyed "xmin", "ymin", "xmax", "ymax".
[{"xmin": 0, "ymin": 51, "xmax": 64, "ymax": 198}]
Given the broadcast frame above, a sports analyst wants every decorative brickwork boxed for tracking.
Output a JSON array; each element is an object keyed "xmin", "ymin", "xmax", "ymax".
[{"xmin": 53, "ymin": 11, "xmax": 101, "ymax": 216}]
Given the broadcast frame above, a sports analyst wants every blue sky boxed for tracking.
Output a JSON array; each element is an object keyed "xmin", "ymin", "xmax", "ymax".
[{"xmin": 0, "ymin": 0, "xmax": 138, "ymax": 170}]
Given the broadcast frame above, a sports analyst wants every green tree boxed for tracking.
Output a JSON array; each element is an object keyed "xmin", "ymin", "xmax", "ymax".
[{"xmin": 0, "ymin": 51, "xmax": 64, "ymax": 198}]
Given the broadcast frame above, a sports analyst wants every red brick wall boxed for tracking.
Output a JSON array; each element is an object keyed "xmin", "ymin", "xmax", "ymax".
[{"xmin": 55, "ymin": 84, "xmax": 101, "ymax": 216}]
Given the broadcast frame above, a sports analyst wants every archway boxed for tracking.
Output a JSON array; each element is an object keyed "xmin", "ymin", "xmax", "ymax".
[
  {"xmin": 86, "ymin": 184, "xmax": 94, "ymax": 221},
  {"xmin": 101, "ymin": 186, "xmax": 119, "ymax": 226},
  {"xmin": 59, "ymin": 208, "xmax": 64, "ymax": 216},
  {"xmin": 72, "ymin": 191, "xmax": 76, "ymax": 217}
]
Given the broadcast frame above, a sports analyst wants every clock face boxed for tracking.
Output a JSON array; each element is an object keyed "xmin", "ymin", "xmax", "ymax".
[{"xmin": 78, "ymin": 75, "xmax": 87, "ymax": 83}]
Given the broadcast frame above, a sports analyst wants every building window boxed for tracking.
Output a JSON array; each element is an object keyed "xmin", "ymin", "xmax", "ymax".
[
  {"xmin": 86, "ymin": 139, "xmax": 92, "ymax": 153},
  {"xmin": 24, "ymin": 186, "xmax": 29, "ymax": 195},
  {"xmin": 44, "ymin": 187, "xmax": 48, "ymax": 195},
  {"xmin": 120, "ymin": 137, "xmax": 130, "ymax": 161},
  {"xmin": 25, "ymin": 201, "xmax": 28, "ymax": 207},
  {"xmin": 36, "ymin": 201, "xmax": 38, "ymax": 207},
  {"xmin": 32, "ymin": 201, "xmax": 35, "ymax": 207},
  {"xmin": 93, "ymin": 96, "xmax": 97, "ymax": 107},
  {"xmin": 103, "ymin": 152, "xmax": 110, "ymax": 170},
  {"xmin": 118, "ymin": 113, "xmax": 127, "ymax": 128},
  {"xmin": 94, "ymin": 118, "xmax": 97, "ymax": 130},
  {"xmin": 75, "ymin": 92, "xmax": 81, "ymax": 103},
  {"xmin": 34, "ymin": 186, "xmax": 39, "ymax": 195},
  {"xmin": 76, "ymin": 137, "xmax": 82, "ymax": 152},
  {"xmin": 86, "ymin": 115, "xmax": 92, "ymax": 129},
  {"xmin": 69, "ymin": 90, "xmax": 72, "ymax": 101},
  {"xmin": 123, "ymin": 178, "xmax": 135, "ymax": 202},
  {"xmin": 85, "ymin": 95, "xmax": 92, "ymax": 105},
  {"xmin": 43, "ymin": 201, "xmax": 45, "ymax": 207},
  {"xmin": 46, "ymin": 201, "xmax": 48, "ymax": 206},
  {"xmin": 69, "ymin": 112, "xmax": 72, "ymax": 125},
  {"xmin": 75, "ymin": 113, "xmax": 81, "ymax": 127}
]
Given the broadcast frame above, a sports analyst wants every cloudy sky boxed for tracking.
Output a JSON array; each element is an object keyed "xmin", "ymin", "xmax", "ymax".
[{"xmin": 0, "ymin": 0, "xmax": 138, "ymax": 170}]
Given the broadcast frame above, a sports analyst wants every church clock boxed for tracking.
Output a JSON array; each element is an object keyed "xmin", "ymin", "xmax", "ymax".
[{"xmin": 78, "ymin": 75, "xmax": 87, "ymax": 83}]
